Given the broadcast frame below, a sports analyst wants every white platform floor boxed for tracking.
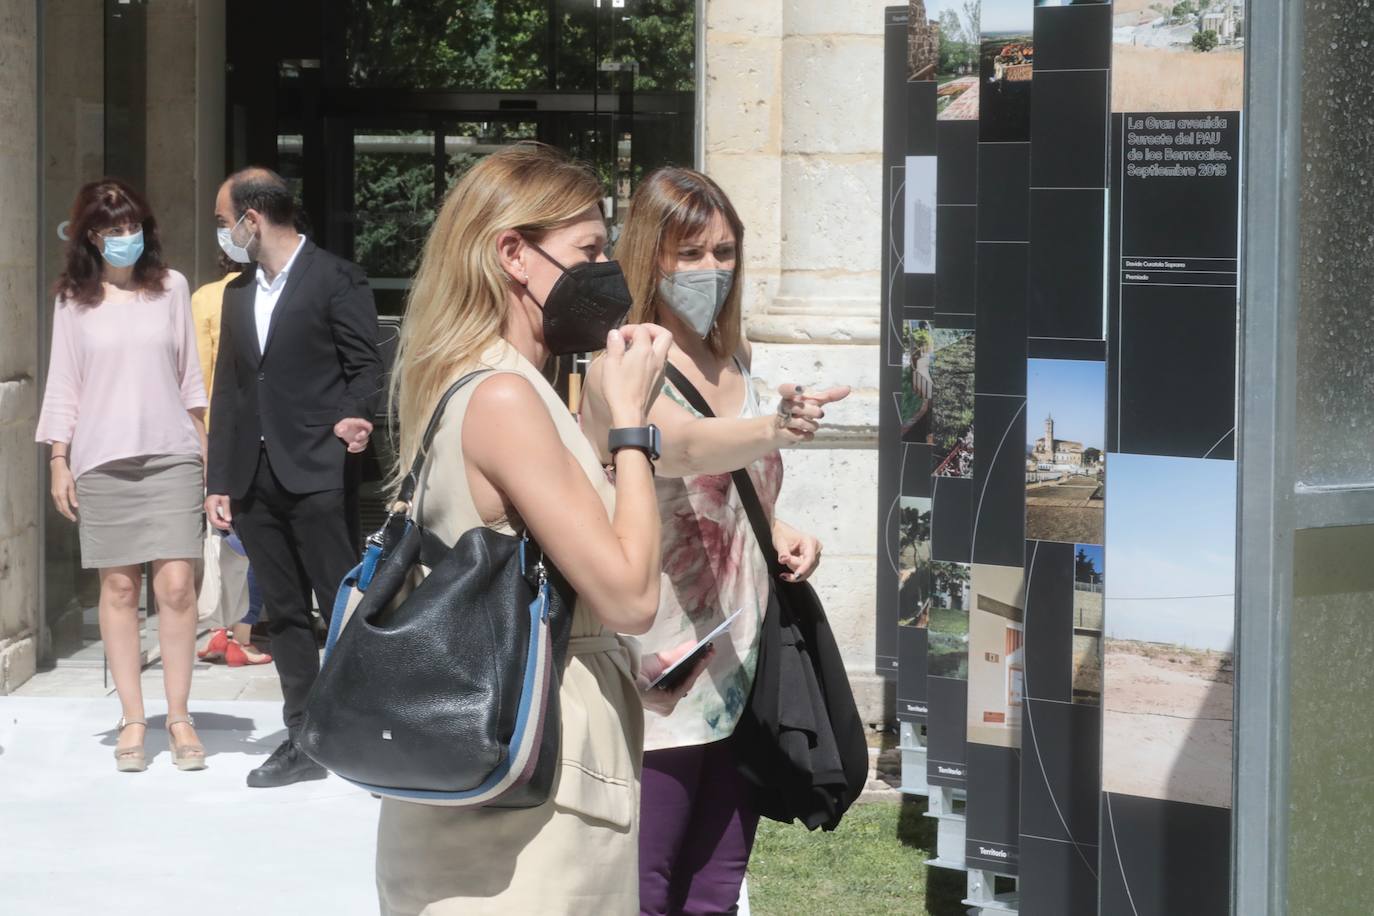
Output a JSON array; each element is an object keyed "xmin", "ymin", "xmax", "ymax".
[{"xmin": 0, "ymin": 695, "xmax": 380, "ymax": 916}]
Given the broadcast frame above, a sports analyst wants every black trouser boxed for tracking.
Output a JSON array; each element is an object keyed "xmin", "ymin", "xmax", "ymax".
[{"xmin": 232, "ymin": 447, "xmax": 358, "ymax": 735}]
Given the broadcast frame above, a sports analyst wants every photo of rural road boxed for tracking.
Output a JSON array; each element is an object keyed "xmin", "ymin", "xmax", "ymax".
[
  {"xmin": 1101, "ymin": 639, "xmax": 1233, "ymax": 808},
  {"xmin": 1102, "ymin": 453, "xmax": 1237, "ymax": 808},
  {"xmin": 1112, "ymin": 0, "xmax": 1244, "ymax": 111},
  {"xmin": 1027, "ymin": 476, "xmax": 1104, "ymax": 544}
]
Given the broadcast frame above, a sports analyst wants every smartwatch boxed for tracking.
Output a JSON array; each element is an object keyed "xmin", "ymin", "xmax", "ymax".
[{"xmin": 608, "ymin": 424, "xmax": 662, "ymax": 462}]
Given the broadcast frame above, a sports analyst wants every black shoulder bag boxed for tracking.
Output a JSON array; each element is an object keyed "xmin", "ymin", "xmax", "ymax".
[
  {"xmin": 299, "ymin": 370, "xmax": 574, "ymax": 808},
  {"xmin": 663, "ymin": 363, "xmax": 869, "ymax": 831}
]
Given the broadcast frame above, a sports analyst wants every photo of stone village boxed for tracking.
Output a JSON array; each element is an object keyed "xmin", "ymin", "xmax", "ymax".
[
  {"xmin": 1025, "ymin": 359, "xmax": 1106, "ymax": 545},
  {"xmin": 1026, "ymin": 413, "xmax": 1105, "ymax": 544},
  {"xmin": 907, "ymin": 0, "xmax": 982, "ymax": 120},
  {"xmin": 1112, "ymin": 0, "xmax": 1246, "ymax": 110}
]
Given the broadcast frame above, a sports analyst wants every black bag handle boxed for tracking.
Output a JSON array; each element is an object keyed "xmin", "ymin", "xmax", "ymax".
[
  {"xmin": 663, "ymin": 363, "xmax": 786, "ymax": 579},
  {"xmin": 397, "ymin": 369, "xmax": 492, "ymax": 508},
  {"xmin": 384, "ymin": 368, "xmax": 545, "ymax": 580}
]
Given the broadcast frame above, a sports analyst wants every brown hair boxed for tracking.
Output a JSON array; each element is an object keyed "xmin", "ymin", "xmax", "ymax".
[
  {"xmin": 55, "ymin": 178, "xmax": 169, "ymax": 305},
  {"xmin": 618, "ymin": 167, "xmax": 746, "ymax": 359}
]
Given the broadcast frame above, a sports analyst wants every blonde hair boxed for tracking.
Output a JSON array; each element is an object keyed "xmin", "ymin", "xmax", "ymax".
[
  {"xmin": 388, "ymin": 142, "xmax": 604, "ymax": 493},
  {"xmin": 617, "ymin": 167, "xmax": 746, "ymax": 359}
]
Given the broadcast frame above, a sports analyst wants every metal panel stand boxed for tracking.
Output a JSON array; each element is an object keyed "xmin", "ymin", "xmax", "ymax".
[
  {"xmin": 924, "ymin": 785, "xmax": 968, "ymax": 872},
  {"xmin": 899, "ymin": 721, "xmax": 929, "ymax": 796},
  {"xmin": 962, "ymin": 870, "xmax": 1018, "ymax": 914}
]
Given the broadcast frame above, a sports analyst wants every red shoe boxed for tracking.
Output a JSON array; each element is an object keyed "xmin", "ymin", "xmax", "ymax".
[
  {"xmin": 226, "ymin": 639, "xmax": 273, "ymax": 667},
  {"xmin": 197, "ymin": 628, "xmax": 229, "ymax": 662}
]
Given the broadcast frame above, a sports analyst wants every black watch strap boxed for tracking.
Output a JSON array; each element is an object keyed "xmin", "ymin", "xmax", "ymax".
[{"xmin": 608, "ymin": 425, "xmax": 661, "ymax": 462}]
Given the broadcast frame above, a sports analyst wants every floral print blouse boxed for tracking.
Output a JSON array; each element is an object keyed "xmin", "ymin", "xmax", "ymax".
[{"xmin": 639, "ymin": 362, "xmax": 785, "ymax": 751}]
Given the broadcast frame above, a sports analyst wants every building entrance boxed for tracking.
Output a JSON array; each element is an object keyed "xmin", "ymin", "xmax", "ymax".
[{"xmin": 36, "ymin": 0, "xmax": 698, "ymax": 667}]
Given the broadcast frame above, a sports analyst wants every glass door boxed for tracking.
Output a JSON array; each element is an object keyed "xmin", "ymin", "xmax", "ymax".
[
  {"xmin": 335, "ymin": 116, "xmax": 542, "ymax": 318},
  {"xmin": 38, "ymin": 0, "xmax": 166, "ymax": 667}
]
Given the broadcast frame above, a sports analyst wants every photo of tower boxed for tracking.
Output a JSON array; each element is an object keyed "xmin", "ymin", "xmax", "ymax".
[{"xmin": 1025, "ymin": 359, "xmax": 1106, "ymax": 545}]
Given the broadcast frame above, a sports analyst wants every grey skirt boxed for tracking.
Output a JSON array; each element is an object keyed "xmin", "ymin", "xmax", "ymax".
[{"xmin": 75, "ymin": 454, "xmax": 203, "ymax": 569}]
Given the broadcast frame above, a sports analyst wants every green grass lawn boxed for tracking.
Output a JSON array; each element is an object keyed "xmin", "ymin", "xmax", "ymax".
[{"xmin": 746, "ymin": 798, "xmax": 969, "ymax": 915}]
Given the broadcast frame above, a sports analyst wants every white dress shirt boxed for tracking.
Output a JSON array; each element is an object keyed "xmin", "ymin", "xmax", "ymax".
[{"xmin": 254, "ymin": 234, "xmax": 307, "ymax": 354}]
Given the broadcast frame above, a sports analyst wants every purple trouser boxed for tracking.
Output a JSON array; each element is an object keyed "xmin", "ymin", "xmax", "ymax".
[{"xmin": 638, "ymin": 737, "xmax": 760, "ymax": 916}]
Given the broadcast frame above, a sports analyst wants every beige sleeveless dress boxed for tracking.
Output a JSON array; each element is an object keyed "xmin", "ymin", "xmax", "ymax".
[{"xmin": 375, "ymin": 341, "xmax": 644, "ymax": 916}]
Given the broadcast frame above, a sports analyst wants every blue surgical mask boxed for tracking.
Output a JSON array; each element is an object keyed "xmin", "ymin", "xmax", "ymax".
[{"xmin": 101, "ymin": 229, "xmax": 145, "ymax": 268}]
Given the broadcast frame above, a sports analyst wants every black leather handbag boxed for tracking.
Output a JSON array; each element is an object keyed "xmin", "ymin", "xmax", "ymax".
[
  {"xmin": 663, "ymin": 364, "xmax": 870, "ymax": 830},
  {"xmin": 298, "ymin": 370, "xmax": 573, "ymax": 807}
]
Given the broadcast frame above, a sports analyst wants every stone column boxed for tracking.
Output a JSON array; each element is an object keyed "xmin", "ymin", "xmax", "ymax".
[
  {"xmin": 702, "ymin": 0, "xmax": 784, "ymax": 319},
  {"xmin": 0, "ymin": 0, "xmax": 40, "ymax": 693},
  {"xmin": 146, "ymin": 0, "xmax": 226, "ymax": 289},
  {"xmin": 704, "ymin": 1, "xmax": 888, "ymax": 724}
]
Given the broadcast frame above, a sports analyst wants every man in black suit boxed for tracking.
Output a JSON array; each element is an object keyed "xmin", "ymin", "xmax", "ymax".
[{"xmin": 205, "ymin": 167, "xmax": 383, "ymax": 788}]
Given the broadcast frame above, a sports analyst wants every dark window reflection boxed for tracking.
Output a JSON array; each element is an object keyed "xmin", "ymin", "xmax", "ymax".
[{"xmin": 344, "ymin": 0, "xmax": 696, "ymax": 93}]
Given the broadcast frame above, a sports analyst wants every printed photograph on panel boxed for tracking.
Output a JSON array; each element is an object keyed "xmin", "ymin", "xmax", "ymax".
[
  {"xmin": 899, "ymin": 321, "xmax": 935, "ymax": 443},
  {"xmin": 932, "ymin": 329, "xmax": 975, "ymax": 477},
  {"xmin": 904, "ymin": 156, "xmax": 938, "ymax": 274},
  {"xmin": 899, "ymin": 496, "xmax": 934, "ymax": 627},
  {"xmin": 1112, "ymin": 0, "xmax": 1245, "ymax": 111},
  {"xmin": 979, "ymin": 0, "xmax": 1034, "ymax": 140},
  {"xmin": 1101, "ymin": 454, "xmax": 1236, "ymax": 809},
  {"xmin": 967, "ymin": 563, "xmax": 1027, "ymax": 747},
  {"xmin": 1025, "ymin": 359, "xmax": 1106, "ymax": 545},
  {"xmin": 928, "ymin": 561, "xmax": 972, "ymax": 679},
  {"xmin": 1072, "ymin": 544, "xmax": 1104, "ymax": 704},
  {"xmin": 909, "ymin": 0, "xmax": 982, "ymax": 119}
]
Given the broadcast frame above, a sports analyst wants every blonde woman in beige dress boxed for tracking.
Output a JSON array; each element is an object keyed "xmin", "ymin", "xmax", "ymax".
[{"xmin": 377, "ymin": 143, "xmax": 708, "ymax": 915}]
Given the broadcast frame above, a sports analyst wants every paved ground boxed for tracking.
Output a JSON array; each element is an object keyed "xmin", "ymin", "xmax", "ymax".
[
  {"xmin": 0, "ymin": 694, "xmax": 379, "ymax": 916},
  {"xmin": 8, "ymin": 639, "xmax": 911, "ymax": 915},
  {"xmin": 938, "ymin": 77, "xmax": 979, "ymax": 121},
  {"xmin": 5, "ymin": 658, "xmax": 781, "ymax": 915},
  {"xmin": 14, "ymin": 651, "xmax": 286, "ymax": 703}
]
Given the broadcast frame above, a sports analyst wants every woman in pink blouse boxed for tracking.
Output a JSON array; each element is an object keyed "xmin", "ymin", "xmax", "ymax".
[{"xmin": 36, "ymin": 179, "xmax": 209, "ymax": 773}]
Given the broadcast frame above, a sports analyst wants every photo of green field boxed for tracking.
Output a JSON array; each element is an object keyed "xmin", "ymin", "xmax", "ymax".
[{"xmin": 927, "ymin": 606, "xmax": 969, "ymax": 679}]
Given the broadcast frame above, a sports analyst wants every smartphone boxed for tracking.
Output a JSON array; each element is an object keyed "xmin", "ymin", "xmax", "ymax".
[{"xmin": 649, "ymin": 608, "xmax": 743, "ymax": 691}]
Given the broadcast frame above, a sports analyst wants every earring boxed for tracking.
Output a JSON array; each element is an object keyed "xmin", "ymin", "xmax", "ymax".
[{"xmin": 522, "ymin": 273, "xmax": 529, "ymax": 285}]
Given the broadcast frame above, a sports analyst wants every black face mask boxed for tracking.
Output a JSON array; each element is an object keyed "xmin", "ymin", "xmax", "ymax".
[{"xmin": 526, "ymin": 242, "xmax": 632, "ymax": 355}]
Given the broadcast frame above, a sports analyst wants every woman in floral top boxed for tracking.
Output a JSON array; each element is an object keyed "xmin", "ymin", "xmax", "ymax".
[{"xmin": 582, "ymin": 168, "xmax": 850, "ymax": 915}]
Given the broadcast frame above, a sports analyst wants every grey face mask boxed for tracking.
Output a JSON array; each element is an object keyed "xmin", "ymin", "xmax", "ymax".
[{"xmin": 658, "ymin": 269, "xmax": 734, "ymax": 339}]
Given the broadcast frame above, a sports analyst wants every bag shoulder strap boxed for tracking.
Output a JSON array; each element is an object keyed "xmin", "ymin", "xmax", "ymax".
[
  {"xmin": 663, "ymin": 362, "xmax": 784, "ymax": 578},
  {"xmin": 397, "ymin": 369, "xmax": 492, "ymax": 507}
]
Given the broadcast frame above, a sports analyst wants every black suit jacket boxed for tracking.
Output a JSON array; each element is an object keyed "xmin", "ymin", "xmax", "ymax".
[{"xmin": 207, "ymin": 240, "xmax": 383, "ymax": 499}]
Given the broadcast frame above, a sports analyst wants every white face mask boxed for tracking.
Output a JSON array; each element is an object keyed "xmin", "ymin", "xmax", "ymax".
[
  {"xmin": 217, "ymin": 213, "xmax": 255, "ymax": 264},
  {"xmin": 658, "ymin": 269, "xmax": 734, "ymax": 339}
]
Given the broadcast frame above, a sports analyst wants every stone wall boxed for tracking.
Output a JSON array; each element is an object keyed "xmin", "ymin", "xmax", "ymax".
[
  {"xmin": 704, "ymin": 0, "xmax": 890, "ymax": 726},
  {"xmin": 0, "ymin": 0, "xmax": 39, "ymax": 693}
]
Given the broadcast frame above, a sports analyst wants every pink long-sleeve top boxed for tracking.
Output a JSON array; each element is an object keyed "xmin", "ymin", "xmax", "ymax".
[{"xmin": 35, "ymin": 269, "xmax": 209, "ymax": 479}]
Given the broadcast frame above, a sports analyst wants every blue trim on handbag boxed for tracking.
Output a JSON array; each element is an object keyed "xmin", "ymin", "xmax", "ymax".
[
  {"xmin": 334, "ymin": 580, "xmax": 550, "ymax": 802},
  {"xmin": 322, "ymin": 521, "xmax": 397, "ymax": 664},
  {"xmin": 322, "ymin": 563, "xmax": 362, "ymax": 663},
  {"xmin": 358, "ymin": 539, "xmax": 384, "ymax": 591}
]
